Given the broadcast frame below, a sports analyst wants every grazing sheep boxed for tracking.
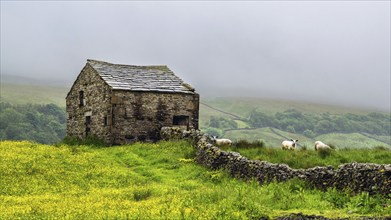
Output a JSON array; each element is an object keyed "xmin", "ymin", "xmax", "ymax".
[
  {"xmin": 314, "ymin": 141, "xmax": 331, "ymax": 151},
  {"xmin": 282, "ymin": 139, "xmax": 298, "ymax": 150},
  {"xmin": 211, "ymin": 136, "xmax": 232, "ymax": 146}
]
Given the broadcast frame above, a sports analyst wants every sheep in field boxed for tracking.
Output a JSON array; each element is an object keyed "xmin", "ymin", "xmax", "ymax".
[
  {"xmin": 281, "ymin": 139, "xmax": 298, "ymax": 150},
  {"xmin": 211, "ymin": 136, "xmax": 232, "ymax": 146},
  {"xmin": 314, "ymin": 141, "xmax": 332, "ymax": 151}
]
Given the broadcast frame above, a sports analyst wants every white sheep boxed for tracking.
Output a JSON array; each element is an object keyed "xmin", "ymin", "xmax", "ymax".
[
  {"xmin": 281, "ymin": 139, "xmax": 298, "ymax": 150},
  {"xmin": 211, "ymin": 136, "xmax": 232, "ymax": 146},
  {"xmin": 314, "ymin": 141, "xmax": 332, "ymax": 151}
]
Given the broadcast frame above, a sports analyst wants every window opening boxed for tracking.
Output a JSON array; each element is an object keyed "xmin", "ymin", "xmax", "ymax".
[
  {"xmin": 79, "ymin": 91, "xmax": 85, "ymax": 106},
  {"xmin": 173, "ymin": 115, "xmax": 189, "ymax": 129},
  {"xmin": 104, "ymin": 116, "xmax": 108, "ymax": 126}
]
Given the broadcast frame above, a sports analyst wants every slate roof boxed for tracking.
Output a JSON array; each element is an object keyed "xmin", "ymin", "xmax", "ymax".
[{"xmin": 87, "ymin": 59, "xmax": 196, "ymax": 94}]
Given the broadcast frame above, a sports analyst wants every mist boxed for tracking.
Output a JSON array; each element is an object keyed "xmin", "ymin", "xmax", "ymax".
[{"xmin": 1, "ymin": 1, "xmax": 390, "ymax": 111}]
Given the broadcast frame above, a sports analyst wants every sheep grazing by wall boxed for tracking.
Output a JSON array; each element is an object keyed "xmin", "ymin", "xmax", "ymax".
[
  {"xmin": 282, "ymin": 139, "xmax": 298, "ymax": 150},
  {"xmin": 314, "ymin": 141, "xmax": 332, "ymax": 151},
  {"xmin": 211, "ymin": 136, "xmax": 232, "ymax": 147},
  {"xmin": 160, "ymin": 127, "xmax": 391, "ymax": 195}
]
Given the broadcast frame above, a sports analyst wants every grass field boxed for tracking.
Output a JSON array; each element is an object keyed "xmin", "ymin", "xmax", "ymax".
[
  {"xmin": 223, "ymin": 127, "xmax": 312, "ymax": 147},
  {"xmin": 1, "ymin": 140, "xmax": 390, "ymax": 219},
  {"xmin": 316, "ymin": 133, "xmax": 390, "ymax": 149},
  {"xmin": 0, "ymin": 83, "xmax": 68, "ymax": 107},
  {"xmin": 220, "ymin": 127, "xmax": 390, "ymax": 150},
  {"xmin": 225, "ymin": 141, "xmax": 391, "ymax": 169}
]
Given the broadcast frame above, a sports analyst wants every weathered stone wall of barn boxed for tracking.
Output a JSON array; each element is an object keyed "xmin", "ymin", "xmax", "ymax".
[
  {"xmin": 67, "ymin": 63, "xmax": 199, "ymax": 145},
  {"xmin": 160, "ymin": 127, "xmax": 391, "ymax": 195},
  {"xmin": 110, "ymin": 91, "xmax": 199, "ymax": 144},
  {"xmin": 66, "ymin": 64, "xmax": 113, "ymax": 142}
]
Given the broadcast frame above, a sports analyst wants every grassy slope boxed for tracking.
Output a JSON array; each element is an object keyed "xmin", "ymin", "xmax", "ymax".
[
  {"xmin": 224, "ymin": 127, "xmax": 314, "ymax": 148},
  {"xmin": 200, "ymin": 97, "xmax": 377, "ymax": 121},
  {"xmin": 226, "ymin": 145, "xmax": 391, "ymax": 169},
  {"xmin": 0, "ymin": 83, "xmax": 68, "ymax": 107},
  {"xmin": 1, "ymin": 140, "xmax": 390, "ymax": 219},
  {"xmin": 316, "ymin": 133, "xmax": 390, "ymax": 149},
  {"xmin": 200, "ymin": 97, "xmax": 391, "ymax": 149},
  {"xmin": 1, "ymin": 83, "xmax": 389, "ymax": 148}
]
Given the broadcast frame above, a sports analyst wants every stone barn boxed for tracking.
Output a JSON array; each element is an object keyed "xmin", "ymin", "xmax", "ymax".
[{"xmin": 66, "ymin": 59, "xmax": 199, "ymax": 145}]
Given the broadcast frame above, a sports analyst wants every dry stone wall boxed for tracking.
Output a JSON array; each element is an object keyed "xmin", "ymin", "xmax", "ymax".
[{"xmin": 160, "ymin": 127, "xmax": 391, "ymax": 195}]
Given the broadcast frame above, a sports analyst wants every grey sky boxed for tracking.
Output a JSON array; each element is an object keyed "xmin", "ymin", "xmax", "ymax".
[{"xmin": 1, "ymin": 1, "xmax": 390, "ymax": 111}]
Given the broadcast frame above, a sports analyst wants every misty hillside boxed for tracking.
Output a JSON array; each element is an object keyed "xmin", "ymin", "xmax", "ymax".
[
  {"xmin": 2, "ymin": 81, "xmax": 387, "ymax": 113},
  {"xmin": 0, "ymin": 74, "xmax": 72, "ymax": 107},
  {"xmin": 1, "ymin": 74, "xmax": 72, "ymax": 87},
  {"xmin": 0, "ymin": 83, "xmax": 390, "ymax": 148}
]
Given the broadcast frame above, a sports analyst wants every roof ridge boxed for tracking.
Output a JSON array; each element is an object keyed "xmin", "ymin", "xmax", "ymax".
[{"xmin": 87, "ymin": 59, "xmax": 168, "ymax": 69}]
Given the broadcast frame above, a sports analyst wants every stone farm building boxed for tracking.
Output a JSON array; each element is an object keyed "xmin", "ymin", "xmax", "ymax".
[{"xmin": 66, "ymin": 59, "xmax": 199, "ymax": 145}]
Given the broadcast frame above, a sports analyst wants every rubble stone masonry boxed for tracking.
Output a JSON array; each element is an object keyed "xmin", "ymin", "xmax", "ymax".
[
  {"xmin": 161, "ymin": 127, "xmax": 391, "ymax": 196},
  {"xmin": 66, "ymin": 63, "xmax": 199, "ymax": 145}
]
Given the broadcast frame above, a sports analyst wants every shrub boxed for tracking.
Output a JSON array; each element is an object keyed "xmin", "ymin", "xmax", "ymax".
[
  {"xmin": 350, "ymin": 192, "xmax": 386, "ymax": 214},
  {"xmin": 373, "ymin": 145, "xmax": 389, "ymax": 151},
  {"xmin": 234, "ymin": 139, "xmax": 264, "ymax": 149},
  {"xmin": 324, "ymin": 188, "xmax": 351, "ymax": 208},
  {"xmin": 133, "ymin": 188, "xmax": 153, "ymax": 201},
  {"xmin": 300, "ymin": 145, "xmax": 307, "ymax": 151},
  {"xmin": 201, "ymin": 127, "xmax": 222, "ymax": 138},
  {"xmin": 317, "ymin": 148, "xmax": 333, "ymax": 158}
]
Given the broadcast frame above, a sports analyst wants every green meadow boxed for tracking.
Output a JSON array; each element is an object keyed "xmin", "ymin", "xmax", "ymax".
[
  {"xmin": 226, "ymin": 140, "xmax": 391, "ymax": 169},
  {"xmin": 222, "ymin": 128, "xmax": 389, "ymax": 149},
  {"xmin": 1, "ymin": 140, "xmax": 390, "ymax": 219}
]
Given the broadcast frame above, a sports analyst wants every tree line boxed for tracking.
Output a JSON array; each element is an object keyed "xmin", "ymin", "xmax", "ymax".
[
  {"xmin": 1, "ymin": 101, "xmax": 389, "ymax": 144},
  {"xmin": 205, "ymin": 109, "xmax": 391, "ymax": 138},
  {"xmin": 0, "ymin": 102, "xmax": 66, "ymax": 144}
]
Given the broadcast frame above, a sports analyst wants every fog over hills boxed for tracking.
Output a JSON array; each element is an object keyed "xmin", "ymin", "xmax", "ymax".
[
  {"xmin": 1, "ymin": 1, "xmax": 390, "ymax": 112},
  {"xmin": 1, "ymin": 74, "xmax": 70, "ymax": 87}
]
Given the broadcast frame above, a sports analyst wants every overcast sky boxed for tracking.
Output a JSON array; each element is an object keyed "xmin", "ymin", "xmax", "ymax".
[{"xmin": 1, "ymin": 1, "xmax": 390, "ymax": 111}]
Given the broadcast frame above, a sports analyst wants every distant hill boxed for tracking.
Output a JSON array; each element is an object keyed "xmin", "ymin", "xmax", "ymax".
[
  {"xmin": 1, "ymin": 83, "xmax": 389, "ymax": 148},
  {"xmin": 0, "ymin": 81, "xmax": 69, "ymax": 107},
  {"xmin": 200, "ymin": 97, "xmax": 391, "ymax": 149},
  {"xmin": 1, "ymin": 74, "xmax": 72, "ymax": 87}
]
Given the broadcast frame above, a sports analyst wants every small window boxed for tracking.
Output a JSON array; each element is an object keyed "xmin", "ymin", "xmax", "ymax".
[
  {"xmin": 85, "ymin": 116, "xmax": 91, "ymax": 125},
  {"xmin": 104, "ymin": 116, "xmax": 108, "ymax": 126},
  {"xmin": 173, "ymin": 115, "xmax": 189, "ymax": 127},
  {"xmin": 79, "ymin": 91, "xmax": 85, "ymax": 107}
]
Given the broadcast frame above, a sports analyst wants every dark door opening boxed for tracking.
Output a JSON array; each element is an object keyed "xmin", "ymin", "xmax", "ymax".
[{"xmin": 85, "ymin": 116, "xmax": 91, "ymax": 136}]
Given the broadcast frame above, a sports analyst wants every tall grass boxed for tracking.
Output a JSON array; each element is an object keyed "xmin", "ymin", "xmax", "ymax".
[
  {"xmin": 233, "ymin": 139, "xmax": 265, "ymax": 149},
  {"xmin": 0, "ymin": 140, "xmax": 389, "ymax": 219},
  {"xmin": 229, "ymin": 142, "xmax": 391, "ymax": 169}
]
